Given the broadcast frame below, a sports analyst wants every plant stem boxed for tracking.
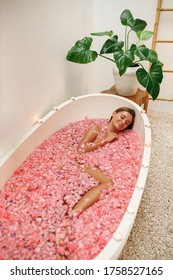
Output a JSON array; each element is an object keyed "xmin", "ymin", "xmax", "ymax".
[
  {"xmin": 125, "ymin": 27, "xmax": 128, "ymax": 51},
  {"xmin": 127, "ymin": 30, "xmax": 131, "ymax": 50},
  {"xmin": 98, "ymin": 54, "xmax": 116, "ymax": 63}
]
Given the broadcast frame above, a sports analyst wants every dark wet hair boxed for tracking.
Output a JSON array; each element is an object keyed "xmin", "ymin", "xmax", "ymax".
[{"xmin": 109, "ymin": 107, "xmax": 136, "ymax": 130}]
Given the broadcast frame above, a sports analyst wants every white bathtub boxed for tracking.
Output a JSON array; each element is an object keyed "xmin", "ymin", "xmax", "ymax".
[{"xmin": 0, "ymin": 93, "xmax": 151, "ymax": 259}]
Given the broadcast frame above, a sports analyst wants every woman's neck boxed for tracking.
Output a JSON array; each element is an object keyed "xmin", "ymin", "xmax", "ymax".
[{"xmin": 107, "ymin": 121, "xmax": 117, "ymax": 132}]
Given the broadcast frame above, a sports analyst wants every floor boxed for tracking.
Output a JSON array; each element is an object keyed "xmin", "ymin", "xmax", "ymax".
[
  {"xmin": 120, "ymin": 109, "xmax": 173, "ymax": 260},
  {"xmin": 148, "ymin": 100, "xmax": 173, "ymax": 113}
]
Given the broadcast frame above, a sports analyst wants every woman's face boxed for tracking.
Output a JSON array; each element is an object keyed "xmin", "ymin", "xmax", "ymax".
[{"xmin": 111, "ymin": 111, "xmax": 133, "ymax": 131}]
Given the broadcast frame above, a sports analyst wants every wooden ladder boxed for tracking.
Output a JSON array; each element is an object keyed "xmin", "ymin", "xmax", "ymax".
[{"xmin": 150, "ymin": 0, "xmax": 173, "ymax": 102}]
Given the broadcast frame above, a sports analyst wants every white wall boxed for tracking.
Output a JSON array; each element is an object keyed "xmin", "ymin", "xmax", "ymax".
[
  {"xmin": 0, "ymin": 0, "xmax": 93, "ymax": 157},
  {"xmin": 1, "ymin": 0, "xmax": 172, "ymax": 158}
]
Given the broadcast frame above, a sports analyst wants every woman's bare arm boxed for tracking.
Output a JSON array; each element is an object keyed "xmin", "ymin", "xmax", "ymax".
[
  {"xmin": 78, "ymin": 131, "xmax": 118, "ymax": 153},
  {"xmin": 77, "ymin": 123, "xmax": 101, "ymax": 151},
  {"xmin": 77, "ymin": 123, "xmax": 118, "ymax": 153}
]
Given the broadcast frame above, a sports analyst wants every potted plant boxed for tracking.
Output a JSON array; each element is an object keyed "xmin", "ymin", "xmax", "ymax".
[{"xmin": 66, "ymin": 9, "xmax": 163, "ymax": 100}]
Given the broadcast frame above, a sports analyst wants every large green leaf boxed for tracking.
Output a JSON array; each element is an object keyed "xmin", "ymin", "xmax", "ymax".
[
  {"xmin": 130, "ymin": 19, "xmax": 147, "ymax": 32},
  {"xmin": 120, "ymin": 9, "xmax": 147, "ymax": 32},
  {"xmin": 100, "ymin": 35, "xmax": 124, "ymax": 54},
  {"xmin": 120, "ymin": 9, "xmax": 134, "ymax": 27},
  {"xmin": 136, "ymin": 68, "xmax": 149, "ymax": 87},
  {"xmin": 136, "ymin": 63, "xmax": 163, "ymax": 100},
  {"xmin": 137, "ymin": 30, "xmax": 153, "ymax": 41},
  {"xmin": 149, "ymin": 63, "xmax": 163, "ymax": 84},
  {"xmin": 66, "ymin": 37, "xmax": 97, "ymax": 64},
  {"xmin": 91, "ymin": 30, "xmax": 113, "ymax": 37},
  {"xmin": 113, "ymin": 47, "xmax": 135, "ymax": 75},
  {"xmin": 147, "ymin": 49, "xmax": 160, "ymax": 64},
  {"xmin": 147, "ymin": 80, "xmax": 160, "ymax": 100},
  {"xmin": 135, "ymin": 45, "xmax": 149, "ymax": 60},
  {"xmin": 135, "ymin": 46, "xmax": 162, "ymax": 65}
]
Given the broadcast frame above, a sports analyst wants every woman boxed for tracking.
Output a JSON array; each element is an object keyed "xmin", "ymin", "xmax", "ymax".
[
  {"xmin": 56, "ymin": 107, "xmax": 135, "ymax": 248},
  {"xmin": 72, "ymin": 107, "xmax": 135, "ymax": 215}
]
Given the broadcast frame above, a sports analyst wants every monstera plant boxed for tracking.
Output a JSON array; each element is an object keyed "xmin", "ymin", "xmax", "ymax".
[{"xmin": 66, "ymin": 9, "xmax": 163, "ymax": 100}]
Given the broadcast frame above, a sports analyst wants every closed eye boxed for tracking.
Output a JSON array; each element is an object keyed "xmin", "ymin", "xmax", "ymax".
[
  {"xmin": 126, "ymin": 120, "xmax": 131, "ymax": 126},
  {"xmin": 121, "ymin": 114, "xmax": 131, "ymax": 126}
]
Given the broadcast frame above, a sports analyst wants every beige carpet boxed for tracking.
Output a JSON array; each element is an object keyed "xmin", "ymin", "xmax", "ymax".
[{"xmin": 119, "ymin": 109, "xmax": 173, "ymax": 260}]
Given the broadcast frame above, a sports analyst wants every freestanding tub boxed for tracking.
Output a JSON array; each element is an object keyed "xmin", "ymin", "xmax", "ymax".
[{"xmin": 0, "ymin": 93, "xmax": 151, "ymax": 259}]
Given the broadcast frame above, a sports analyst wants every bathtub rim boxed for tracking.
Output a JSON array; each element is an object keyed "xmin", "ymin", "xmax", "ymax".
[{"xmin": 0, "ymin": 93, "xmax": 151, "ymax": 260}]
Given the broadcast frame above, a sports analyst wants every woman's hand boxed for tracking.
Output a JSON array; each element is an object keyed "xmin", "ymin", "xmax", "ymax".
[
  {"xmin": 77, "ymin": 124, "xmax": 118, "ymax": 153},
  {"xmin": 103, "ymin": 132, "xmax": 118, "ymax": 144}
]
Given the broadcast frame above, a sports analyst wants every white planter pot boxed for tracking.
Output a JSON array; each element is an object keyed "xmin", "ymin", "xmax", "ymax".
[{"xmin": 113, "ymin": 66, "xmax": 139, "ymax": 96}]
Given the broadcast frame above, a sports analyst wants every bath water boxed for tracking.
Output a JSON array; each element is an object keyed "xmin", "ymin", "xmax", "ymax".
[{"xmin": 0, "ymin": 118, "xmax": 141, "ymax": 259}]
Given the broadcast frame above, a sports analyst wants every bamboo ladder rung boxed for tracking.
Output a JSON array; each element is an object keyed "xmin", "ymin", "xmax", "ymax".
[
  {"xmin": 149, "ymin": 97, "xmax": 173, "ymax": 101},
  {"xmin": 160, "ymin": 8, "xmax": 173, "ymax": 11},
  {"xmin": 163, "ymin": 70, "xmax": 173, "ymax": 73},
  {"xmin": 156, "ymin": 40, "xmax": 173, "ymax": 43}
]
